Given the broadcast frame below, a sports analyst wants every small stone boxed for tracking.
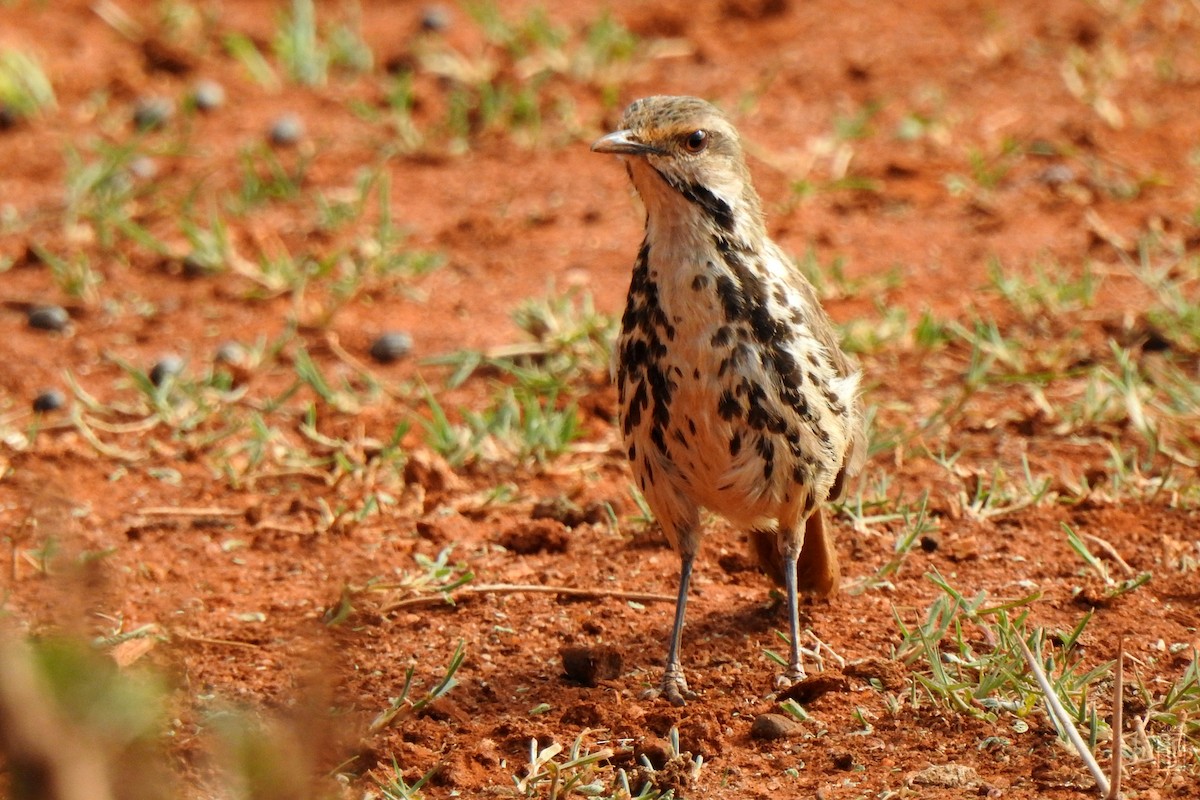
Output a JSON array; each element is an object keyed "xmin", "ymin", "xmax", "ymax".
[
  {"xmin": 191, "ymin": 79, "xmax": 225, "ymax": 112},
  {"xmin": 420, "ymin": 4, "xmax": 452, "ymax": 31},
  {"xmin": 32, "ymin": 389, "xmax": 65, "ymax": 412},
  {"xmin": 750, "ymin": 713, "xmax": 800, "ymax": 740},
  {"xmin": 215, "ymin": 341, "xmax": 246, "ymax": 365},
  {"xmin": 1037, "ymin": 164, "xmax": 1076, "ymax": 187},
  {"xmin": 28, "ymin": 305, "xmax": 69, "ymax": 332},
  {"xmin": 268, "ymin": 113, "xmax": 304, "ymax": 146},
  {"xmin": 129, "ymin": 156, "xmax": 158, "ymax": 180},
  {"xmin": 909, "ymin": 763, "xmax": 978, "ymax": 788},
  {"xmin": 560, "ymin": 645, "xmax": 623, "ymax": 687},
  {"xmin": 132, "ymin": 96, "xmax": 174, "ymax": 130},
  {"xmin": 150, "ymin": 354, "xmax": 184, "ymax": 386},
  {"xmin": 369, "ymin": 331, "xmax": 413, "ymax": 363}
]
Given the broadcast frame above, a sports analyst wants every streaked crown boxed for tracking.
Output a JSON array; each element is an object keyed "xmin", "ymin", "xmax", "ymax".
[{"xmin": 593, "ymin": 95, "xmax": 764, "ymax": 239}]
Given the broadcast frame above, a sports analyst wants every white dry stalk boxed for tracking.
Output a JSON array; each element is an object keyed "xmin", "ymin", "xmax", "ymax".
[
  {"xmin": 1016, "ymin": 634, "xmax": 1125, "ymax": 798},
  {"xmin": 1081, "ymin": 533, "xmax": 1135, "ymax": 577},
  {"xmin": 1106, "ymin": 640, "xmax": 1124, "ymax": 800}
]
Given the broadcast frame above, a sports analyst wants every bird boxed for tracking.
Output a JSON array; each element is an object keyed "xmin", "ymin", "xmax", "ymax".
[{"xmin": 592, "ymin": 95, "xmax": 866, "ymax": 706}]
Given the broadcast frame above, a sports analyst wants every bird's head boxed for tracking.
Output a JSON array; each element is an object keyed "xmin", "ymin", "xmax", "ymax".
[{"xmin": 592, "ymin": 95, "xmax": 763, "ymax": 239}]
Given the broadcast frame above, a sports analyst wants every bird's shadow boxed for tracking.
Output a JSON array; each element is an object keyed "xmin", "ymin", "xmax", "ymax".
[{"xmin": 622, "ymin": 588, "xmax": 827, "ymax": 669}]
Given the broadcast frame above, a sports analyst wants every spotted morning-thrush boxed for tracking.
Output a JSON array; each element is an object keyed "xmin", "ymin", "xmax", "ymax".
[{"xmin": 593, "ymin": 95, "xmax": 867, "ymax": 706}]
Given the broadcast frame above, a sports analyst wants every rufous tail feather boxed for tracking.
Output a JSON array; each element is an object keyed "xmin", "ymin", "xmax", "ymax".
[{"xmin": 749, "ymin": 509, "xmax": 840, "ymax": 597}]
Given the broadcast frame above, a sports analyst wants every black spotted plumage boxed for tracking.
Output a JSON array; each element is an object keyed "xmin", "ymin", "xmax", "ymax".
[{"xmin": 594, "ymin": 95, "xmax": 866, "ymax": 707}]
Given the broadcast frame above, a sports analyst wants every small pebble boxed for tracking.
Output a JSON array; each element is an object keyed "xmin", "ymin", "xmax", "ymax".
[
  {"xmin": 1037, "ymin": 164, "xmax": 1076, "ymax": 187},
  {"xmin": 215, "ymin": 341, "xmax": 246, "ymax": 365},
  {"xmin": 268, "ymin": 113, "xmax": 304, "ymax": 146},
  {"xmin": 28, "ymin": 305, "xmax": 69, "ymax": 332},
  {"xmin": 132, "ymin": 96, "xmax": 174, "ymax": 130},
  {"xmin": 369, "ymin": 331, "xmax": 413, "ymax": 363},
  {"xmin": 129, "ymin": 156, "xmax": 159, "ymax": 180},
  {"xmin": 420, "ymin": 4, "xmax": 452, "ymax": 31},
  {"xmin": 32, "ymin": 389, "xmax": 66, "ymax": 413},
  {"xmin": 150, "ymin": 354, "xmax": 184, "ymax": 386},
  {"xmin": 750, "ymin": 713, "xmax": 801, "ymax": 740},
  {"xmin": 191, "ymin": 79, "xmax": 226, "ymax": 112},
  {"xmin": 909, "ymin": 763, "xmax": 978, "ymax": 788}
]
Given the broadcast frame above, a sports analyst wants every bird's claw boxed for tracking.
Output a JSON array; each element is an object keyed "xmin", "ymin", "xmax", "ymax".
[
  {"xmin": 773, "ymin": 662, "xmax": 807, "ymax": 691},
  {"xmin": 641, "ymin": 665, "xmax": 697, "ymax": 706}
]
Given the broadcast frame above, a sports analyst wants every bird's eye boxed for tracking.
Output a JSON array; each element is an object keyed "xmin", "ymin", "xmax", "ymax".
[{"xmin": 683, "ymin": 129, "xmax": 708, "ymax": 153}]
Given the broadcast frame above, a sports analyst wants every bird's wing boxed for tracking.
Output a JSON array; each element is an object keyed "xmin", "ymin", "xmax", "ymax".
[{"xmin": 790, "ymin": 266, "xmax": 868, "ymax": 503}]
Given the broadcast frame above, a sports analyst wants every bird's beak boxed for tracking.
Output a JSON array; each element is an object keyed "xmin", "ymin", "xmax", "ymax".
[{"xmin": 591, "ymin": 129, "xmax": 661, "ymax": 156}]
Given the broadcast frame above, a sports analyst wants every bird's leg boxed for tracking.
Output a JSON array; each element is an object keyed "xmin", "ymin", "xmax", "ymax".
[
  {"xmin": 658, "ymin": 549, "xmax": 698, "ymax": 706},
  {"xmin": 779, "ymin": 537, "xmax": 807, "ymax": 687}
]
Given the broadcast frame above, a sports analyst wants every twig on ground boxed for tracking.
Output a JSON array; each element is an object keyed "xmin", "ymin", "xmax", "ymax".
[
  {"xmin": 381, "ymin": 583, "xmax": 675, "ymax": 612},
  {"xmin": 172, "ymin": 631, "xmax": 262, "ymax": 649},
  {"xmin": 137, "ymin": 507, "xmax": 243, "ymax": 517}
]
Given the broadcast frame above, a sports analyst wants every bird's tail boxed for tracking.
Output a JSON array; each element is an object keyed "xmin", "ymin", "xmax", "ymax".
[{"xmin": 749, "ymin": 509, "xmax": 840, "ymax": 597}]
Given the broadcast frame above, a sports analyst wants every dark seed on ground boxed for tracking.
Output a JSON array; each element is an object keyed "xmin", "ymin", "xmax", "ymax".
[
  {"xmin": 369, "ymin": 331, "xmax": 413, "ymax": 363},
  {"xmin": 150, "ymin": 354, "xmax": 184, "ymax": 386},
  {"xmin": 33, "ymin": 389, "xmax": 65, "ymax": 412},
  {"xmin": 28, "ymin": 305, "xmax": 69, "ymax": 331},
  {"xmin": 191, "ymin": 79, "xmax": 225, "ymax": 112},
  {"xmin": 560, "ymin": 645, "xmax": 622, "ymax": 687},
  {"xmin": 133, "ymin": 96, "xmax": 174, "ymax": 130},
  {"xmin": 421, "ymin": 4, "xmax": 452, "ymax": 31},
  {"xmin": 269, "ymin": 113, "xmax": 304, "ymax": 146}
]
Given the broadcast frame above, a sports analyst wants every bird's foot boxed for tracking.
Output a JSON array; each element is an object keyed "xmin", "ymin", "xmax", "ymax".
[
  {"xmin": 773, "ymin": 662, "xmax": 807, "ymax": 692},
  {"xmin": 641, "ymin": 665, "xmax": 697, "ymax": 706}
]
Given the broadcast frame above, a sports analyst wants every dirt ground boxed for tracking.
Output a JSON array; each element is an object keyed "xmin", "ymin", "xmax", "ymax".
[{"xmin": 2, "ymin": 0, "xmax": 1199, "ymax": 798}]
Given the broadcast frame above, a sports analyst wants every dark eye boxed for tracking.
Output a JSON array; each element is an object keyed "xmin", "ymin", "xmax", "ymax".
[{"xmin": 683, "ymin": 129, "xmax": 708, "ymax": 153}]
